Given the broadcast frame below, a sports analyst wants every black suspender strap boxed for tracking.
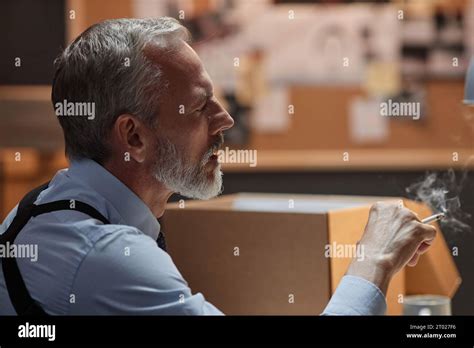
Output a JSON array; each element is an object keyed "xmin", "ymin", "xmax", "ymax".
[
  {"xmin": 0, "ymin": 183, "xmax": 51, "ymax": 316},
  {"xmin": 0, "ymin": 182, "xmax": 111, "ymax": 316}
]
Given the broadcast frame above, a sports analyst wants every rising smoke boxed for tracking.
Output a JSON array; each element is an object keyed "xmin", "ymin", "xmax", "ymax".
[{"xmin": 406, "ymin": 168, "xmax": 472, "ymax": 238}]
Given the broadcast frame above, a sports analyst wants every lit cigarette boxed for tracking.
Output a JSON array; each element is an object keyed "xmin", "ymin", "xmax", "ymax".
[{"xmin": 421, "ymin": 213, "xmax": 445, "ymax": 224}]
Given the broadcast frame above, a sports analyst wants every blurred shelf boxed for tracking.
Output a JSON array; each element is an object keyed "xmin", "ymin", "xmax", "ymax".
[
  {"xmin": 221, "ymin": 149, "xmax": 474, "ymax": 172},
  {"xmin": 0, "ymin": 85, "xmax": 52, "ymax": 101}
]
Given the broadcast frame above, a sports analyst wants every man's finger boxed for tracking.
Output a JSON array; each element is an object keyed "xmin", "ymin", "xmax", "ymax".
[
  {"xmin": 416, "ymin": 240, "xmax": 433, "ymax": 255},
  {"xmin": 407, "ymin": 253, "xmax": 420, "ymax": 267},
  {"xmin": 414, "ymin": 222, "xmax": 437, "ymax": 242}
]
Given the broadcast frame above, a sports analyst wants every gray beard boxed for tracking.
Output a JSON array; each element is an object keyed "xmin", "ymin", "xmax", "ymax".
[{"xmin": 152, "ymin": 137, "xmax": 223, "ymax": 200}]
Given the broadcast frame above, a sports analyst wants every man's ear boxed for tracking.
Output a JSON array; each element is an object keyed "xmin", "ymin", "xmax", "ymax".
[{"xmin": 113, "ymin": 114, "xmax": 149, "ymax": 163}]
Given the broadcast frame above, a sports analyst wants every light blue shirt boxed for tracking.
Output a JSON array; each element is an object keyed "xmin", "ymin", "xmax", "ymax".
[{"xmin": 0, "ymin": 159, "xmax": 386, "ymax": 315}]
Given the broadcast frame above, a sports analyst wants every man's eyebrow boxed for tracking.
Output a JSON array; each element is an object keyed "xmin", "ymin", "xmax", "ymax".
[
  {"xmin": 192, "ymin": 86, "xmax": 213, "ymax": 108},
  {"xmin": 201, "ymin": 83, "xmax": 214, "ymax": 98}
]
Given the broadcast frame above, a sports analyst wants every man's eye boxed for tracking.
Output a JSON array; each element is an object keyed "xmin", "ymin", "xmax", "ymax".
[{"xmin": 196, "ymin": 102, "xmax": 207, "ymax": 113}]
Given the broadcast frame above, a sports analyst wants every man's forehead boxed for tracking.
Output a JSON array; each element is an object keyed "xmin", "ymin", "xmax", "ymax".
[
  {"xmin": 144, "ymin": 39, "xmax": 202, "ymax": 76},
  {"xmin": 144, "ymin": 39, "xmax": 213, "ymax": 100}
]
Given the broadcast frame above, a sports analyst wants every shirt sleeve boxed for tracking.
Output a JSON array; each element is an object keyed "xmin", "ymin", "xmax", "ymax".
[
  {"xmin": 321, "ymin": 275, "xmax": 387, "ymax": 315},
  {"xmin": 69, "ymin": 228, "xmax": 223, "ymax": 315}
]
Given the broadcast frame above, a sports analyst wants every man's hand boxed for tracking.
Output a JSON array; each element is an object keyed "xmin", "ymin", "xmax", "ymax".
[{"xmin": 347, "ymin": 200, "xmax": 437, "ymax": 295}]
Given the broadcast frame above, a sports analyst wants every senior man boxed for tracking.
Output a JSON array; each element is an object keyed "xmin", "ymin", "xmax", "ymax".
[{"xmin": 0, "ymin": 17, "xmax": 436, "ymax": 315}]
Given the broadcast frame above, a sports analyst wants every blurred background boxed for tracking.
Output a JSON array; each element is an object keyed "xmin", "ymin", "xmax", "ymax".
[{"xmin": 0, "ymin": 0, "xmax": 473, "ymax": 313}]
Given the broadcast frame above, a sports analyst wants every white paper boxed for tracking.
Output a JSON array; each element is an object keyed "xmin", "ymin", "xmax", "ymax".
[
  {"xmin": 250, "ymin": 86, "xmax": 290, "ymax": 133},
  {"xmin": 349, "ymin": 97, "xmax": 389, "ymax": 144},
  {"xmin": 233, "ymin": 197, "xmax": 367, "ymax": 213}
]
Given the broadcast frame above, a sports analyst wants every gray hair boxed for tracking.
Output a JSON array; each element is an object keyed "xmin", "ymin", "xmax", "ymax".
[{"xmin": 52, "ymin": 17, "xmax": 191, "ymax": 163}]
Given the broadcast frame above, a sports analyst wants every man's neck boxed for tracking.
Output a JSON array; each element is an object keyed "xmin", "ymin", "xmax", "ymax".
[{"xmin": 103, "ymin": 160, "xmax": 173, "ymax": 218}]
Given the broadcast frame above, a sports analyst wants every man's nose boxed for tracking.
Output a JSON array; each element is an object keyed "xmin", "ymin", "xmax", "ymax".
[{"xmin": 209, "ymin": 100, "xmax": 234, "ymax": 135}]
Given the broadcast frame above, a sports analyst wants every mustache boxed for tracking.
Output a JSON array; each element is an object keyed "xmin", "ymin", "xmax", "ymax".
[{"xmin": 203, "ymin": 133, "xmax": 225, "ymax": 161}]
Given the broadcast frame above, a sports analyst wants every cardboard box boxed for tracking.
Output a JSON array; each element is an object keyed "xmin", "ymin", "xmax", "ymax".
[{"xmin": 162, "ymin": 193, "xmax": 461, "ymax": 315}]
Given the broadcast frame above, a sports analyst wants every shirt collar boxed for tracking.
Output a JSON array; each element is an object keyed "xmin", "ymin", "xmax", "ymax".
[{"xmin": 68, "ymin": 158, "xmax": 160, "ymax": 240}]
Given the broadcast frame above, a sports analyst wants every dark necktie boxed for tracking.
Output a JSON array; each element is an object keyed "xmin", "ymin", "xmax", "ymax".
[{"xmin": 157, "ymin": 230, "xmax": 167, "ymax": 251}]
